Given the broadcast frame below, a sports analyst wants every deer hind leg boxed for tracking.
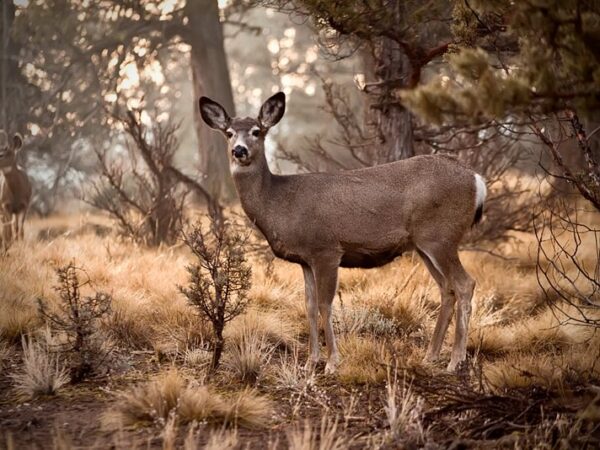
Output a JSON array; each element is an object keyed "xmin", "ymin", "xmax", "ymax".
[
  {"xmin": 312, "ymin": 260, "xmax": 340, "ymax": 374},
  {"xmin": 11, "ymin": 213, "xmax": 18, "ymax": 242},
  {"xmin": 447, "ymin": 258, "xmax": 475, "ymax": 372},
  {"xmin": 302, "ymin": 265, "xmax": 320, "ymax": 372},
  {"xmin": 418, "ymin": 249, "xmax": 456, "ymax": 363},
  {"xmin": 418, "ymin": 246, "xmax": 474, "ymax": 371}
]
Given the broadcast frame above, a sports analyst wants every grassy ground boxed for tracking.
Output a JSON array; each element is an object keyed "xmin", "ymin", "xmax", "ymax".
[{"xmin": 0, "ymin": 212, "xmax": 599, "ymax": 449}]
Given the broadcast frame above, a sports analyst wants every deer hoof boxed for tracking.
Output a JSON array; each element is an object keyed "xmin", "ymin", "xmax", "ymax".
[
  {"xmin": 423, "ymin": 352, "xmax": 439, "ymax": 364},
  {"xmin": 324, "ymin": 357, "xmax": 339, "ymax": 375},
  {"xmin": 447, "ymin": 358, "xmax": 465, "ymax": 372},
  {"xmin": 304, "ymin": 358, "xmax": 318, "ymax": 373}
]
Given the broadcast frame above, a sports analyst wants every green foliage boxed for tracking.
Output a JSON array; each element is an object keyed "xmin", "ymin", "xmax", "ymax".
[{"xmin": 403, "ymin": 0, "xmax": 600, "ymax": 123}]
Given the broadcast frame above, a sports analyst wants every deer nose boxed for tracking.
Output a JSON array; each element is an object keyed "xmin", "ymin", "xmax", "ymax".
[{"xmin": 232, "ymin": 145, "xmax": 248, "ymax": 159}]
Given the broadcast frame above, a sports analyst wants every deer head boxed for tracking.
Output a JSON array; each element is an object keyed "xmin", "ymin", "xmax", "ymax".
[
  {"xmin": 0, "ymin": 131, "xmax": 24, "ymax": 170},
  {"xmin": 199, "ymin": 92, "xmax": 285, "ymax": 171}
]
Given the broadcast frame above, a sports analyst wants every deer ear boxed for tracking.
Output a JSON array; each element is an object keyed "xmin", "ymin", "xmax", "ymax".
[
  {"xmin": 258, "ymin": 92, "xmax": 286, "ymax": 129},
  {"xmin": 13, "ymin": 133, "xmax": 23, "ymax": 151},
  {"xmin": 199, "ymin": 97, "xmax": 231, "ymax": 131}
]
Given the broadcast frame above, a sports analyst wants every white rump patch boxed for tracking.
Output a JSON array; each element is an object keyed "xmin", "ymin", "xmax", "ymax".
[{"xmin": 474, "ymin": 174, "xmax": 487, "ymax": 209}]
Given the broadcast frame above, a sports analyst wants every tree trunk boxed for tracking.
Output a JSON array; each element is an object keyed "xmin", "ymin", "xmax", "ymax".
[
  {"xmin": 185, "ymin": 0, "xmax": 236, "ymax": 202},
  {"xmin": 1, "ymin": 0, "xmax": 15, "ymax": 130},
  {"xmin": 211, "ymin": 327, "xmax": 224, "ymax": 371},
  {"xmin": 374, "ymin": 37, "xmax": 414, "ymax": 162}
]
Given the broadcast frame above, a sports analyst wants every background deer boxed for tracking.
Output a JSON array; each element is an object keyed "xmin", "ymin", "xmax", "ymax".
[
  {"xmin": 199, "ymin": 93, "xmax": 487, "ymax": 373},
  {"xmin": 0, "ymin": 131, "xmax": 32, "ymax": 250}
]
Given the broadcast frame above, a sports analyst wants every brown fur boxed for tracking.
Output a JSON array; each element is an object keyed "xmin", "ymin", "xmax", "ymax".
[
  {"xmin": 200, "ymin": 93, "xmax": 486, "ymax": 373},
  {"xmin": 0, "ymin": 131, "xmax": 32, "ymax": 249}
]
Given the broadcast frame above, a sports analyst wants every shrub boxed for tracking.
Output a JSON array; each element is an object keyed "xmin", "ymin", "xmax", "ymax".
[
  {"xmin": 37, "ymin": 263, "xmax": 113, "ymax": 382},
  {"xmin": 179, "ymin": 218, "xmax": 251, "ymax": 371}
]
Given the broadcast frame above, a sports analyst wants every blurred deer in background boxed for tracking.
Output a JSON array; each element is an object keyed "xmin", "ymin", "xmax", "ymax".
[
  {"xmin": 0, "ymin": 131, "xmax": 32, "ymax": 250},
  {"xmin": 199, "ymin": 93, "xmax": 487, "ymax": 373}
]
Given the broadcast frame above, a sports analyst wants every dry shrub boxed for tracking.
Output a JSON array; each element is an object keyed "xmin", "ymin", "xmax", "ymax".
[
  {"xmin": 38, "ymin": 264, "xmax": 113, "ymax": 382},
  {"xmin": 180, "ymin": 219, "xmax": 252, "ymax": 370},
  {"xmin": 105, "ymin": 370, "xmax": 272, "ymax": 429},
  {"xmin": 287, "ymin": 416, "xmax": 348, "ymax": 450},
  {"xmin": 10, "ymin": 336, "xmax": 69, "ymax": 399}
]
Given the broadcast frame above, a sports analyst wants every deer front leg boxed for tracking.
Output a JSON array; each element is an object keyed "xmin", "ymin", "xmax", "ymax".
[
  {"xmin": 302, "ymin": 265, "xmax": 320, "ymax": 372},
  {"xmin": 1, "ymin": 213, "xmax": 13, "ymax": 251},
  {"xmin": 17, "ymin": 210, "xmax": 27, "ymax": 240},
  {"xmin": 313, "ymin": 260, "xmax": 340, "ymax": 375}
]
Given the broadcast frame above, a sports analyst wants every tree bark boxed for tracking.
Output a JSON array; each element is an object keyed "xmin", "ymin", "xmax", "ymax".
[
  {"xmin": 363, "ymin": 37, "xmax": 415, "ymax": 164},
  {"xmin": 1, "ymin": 0, "xmax": 16, "ymax": 131},
  {"xmin": 185, "ymin": 0, "xmax": 236, "ymax": 202}
]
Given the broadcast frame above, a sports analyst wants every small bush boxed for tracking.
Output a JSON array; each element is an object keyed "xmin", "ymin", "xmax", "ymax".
[
  {"xmin": 37, "ymin": 263, "xmax": 113, "ymax": 382},
  {"xmin": 180, "ymin": 218, "xmax": 251, "ymax": 371}
]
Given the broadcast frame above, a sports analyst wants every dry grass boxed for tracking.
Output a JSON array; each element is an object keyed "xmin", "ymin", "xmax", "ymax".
[
  {"xmin": 2, "ymin": 212, "xmax": 599, "ymax": 447},
  {"xmin": 223, "ymin": 328, "xmax": 274, "ymax": 384},
  {"xmin": 337, "ymin": 335, "xmax": 391, "ymax": 384},
  {"xmin": 104, "ymin": 370, "xmax": 272, "ymax": 429},
  {"xmin": 226, "ymin": 308, "xmax": 298, "ymax": 350},
  {"xmin": 384, "ymin": 372, "xmax": 424, "ymax": 444},
  {"xmin": 287, "ymin": 416, "xmax": 348, "ymax": 450},
  {"xmin": 10, "ymin": 336, "xmax": 69, "ymax": 399}
]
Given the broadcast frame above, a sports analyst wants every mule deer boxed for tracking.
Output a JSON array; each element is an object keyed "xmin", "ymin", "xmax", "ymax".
[
  {"xmin": 0, "ymin": 131, "xmax": 32, "ymax": 249},
  {"xmin": 199, "ymin": 93, "xmax": 487, "ymax": 373}
]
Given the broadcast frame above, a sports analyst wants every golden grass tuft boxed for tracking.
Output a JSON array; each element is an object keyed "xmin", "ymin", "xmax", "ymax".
[
  {"xmin": 484, "ymin": 336, "xmax": 600, "ymax": 391},
  {"xmin": 337, "ymin": 335, "xmax": 390, "ymax": 384},
  {"xmin": 470, "ymin": 305, "xmax": 597, "ymax": 355},
  {"xmin": 223, "ymin": 329, "xmax": 273, "ymax": 384},
  {"xmin": 226, "ymin": 308, "xmax": 298, "ymax": 350},
  {"xmin": 104, "ymin": 370, "xmax": 272, "ymax": 429},
  {"xmin": 10, "ymin": 336, "xmax": 70, "ymax": 399}
]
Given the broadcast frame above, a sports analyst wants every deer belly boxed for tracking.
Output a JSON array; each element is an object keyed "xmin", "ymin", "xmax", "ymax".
[
  {"xmin": 340, "ymin": 249, "xmax": 402, "ymax": 268},
  {"xmin": 2, "ymin": 201, "xmax": 25, "ymax": 214}
]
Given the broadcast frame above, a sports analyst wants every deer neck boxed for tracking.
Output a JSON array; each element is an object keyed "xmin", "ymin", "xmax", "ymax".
[
  {"xmin": 0, "ymin": 163, "xmax": 18, "ymax": 179},
  {"xmin": 231, "ymin": 152, "xmax": 274, "ymax": 225}
]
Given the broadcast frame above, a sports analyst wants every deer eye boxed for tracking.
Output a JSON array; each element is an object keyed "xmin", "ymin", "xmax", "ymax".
[
  {"xmin": 225, "ymin": 130, "xmax": 234, "ymax": 139},
  {"xmin": 251, "ymin": 129, "xmax": 260, "ymax": 137}
]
